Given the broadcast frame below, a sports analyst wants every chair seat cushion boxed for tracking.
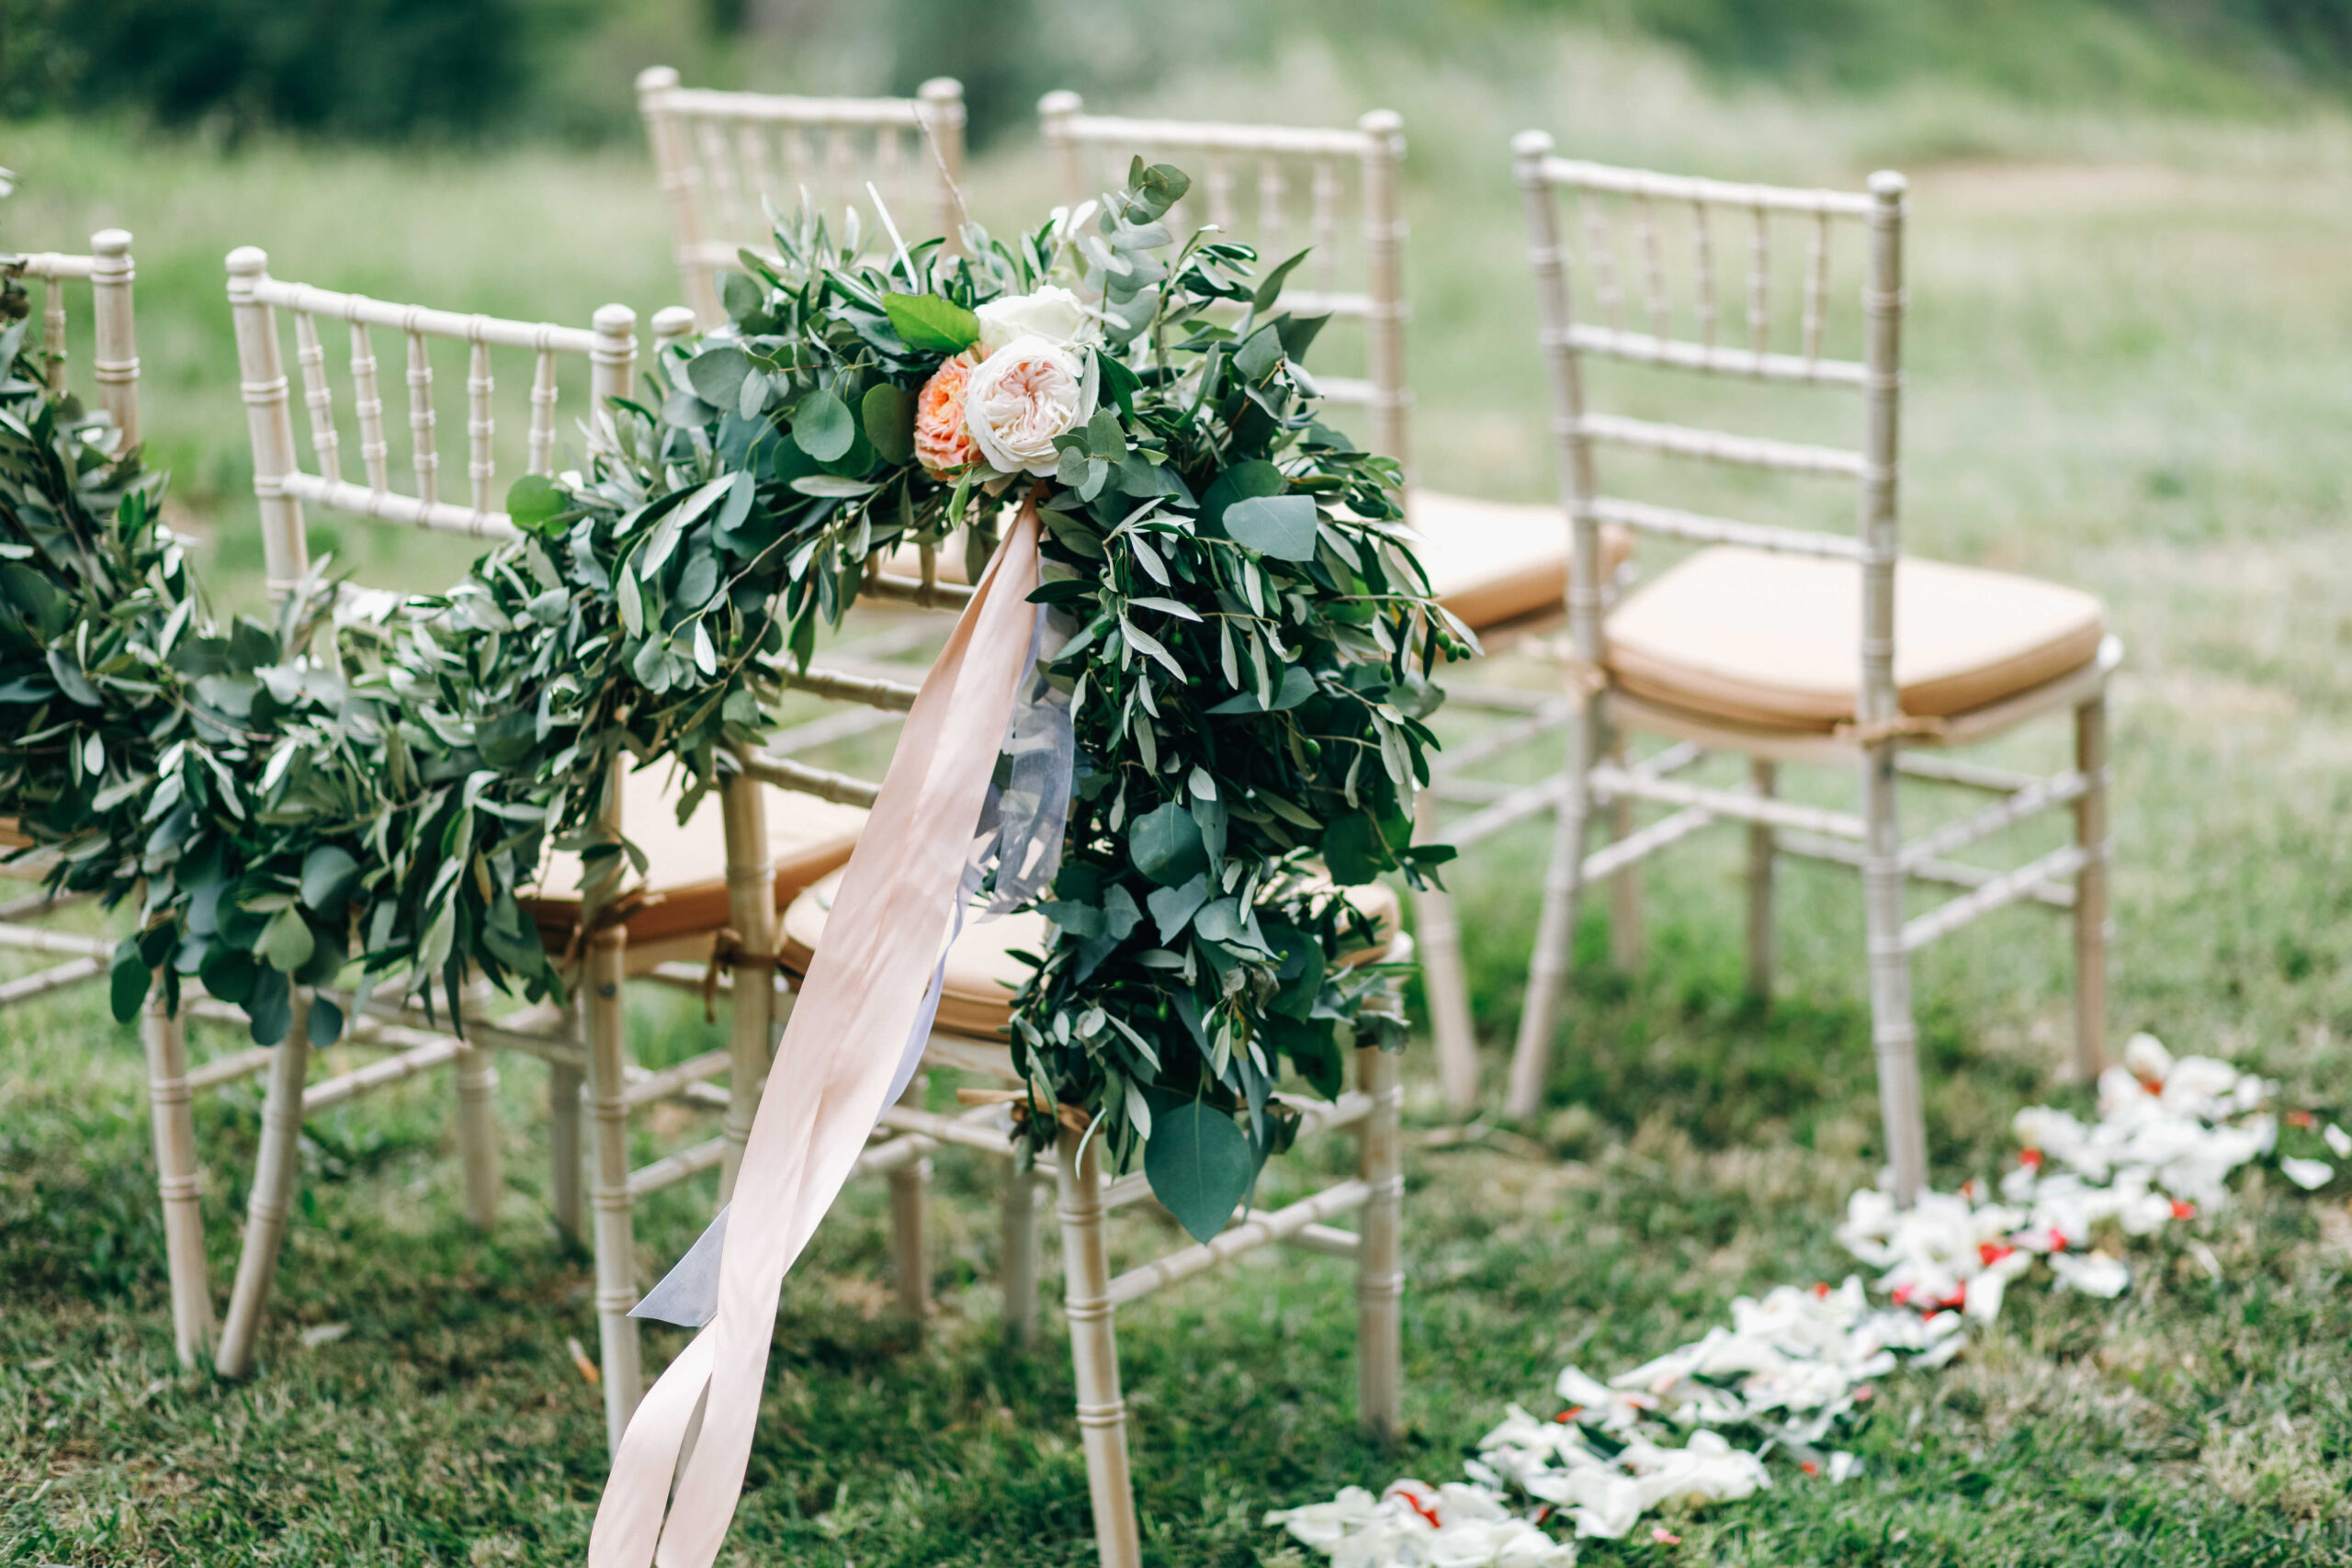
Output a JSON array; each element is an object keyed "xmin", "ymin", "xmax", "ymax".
[
  {"xmin": 525, "ymin": 766, "xmax": 866, "ymax": 947},
  {"xmin": 1604, "ymin": 546, "xmax": 2107, "ymax": 732},
  {"xmin": 1408, "ymin": 491, "xmax": 1633, "ymax": 632},
  {"xmin": 779, "ymin": 870, "xmax": 1403, "ymax": 1041}
]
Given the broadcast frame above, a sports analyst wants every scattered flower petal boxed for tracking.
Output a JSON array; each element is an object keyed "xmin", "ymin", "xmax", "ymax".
[
  {"xmin": 2282, "ymin": 1156, "xmax": 2334, "ymax": 1190},
  {"xmin": 1270, "ymin": 1035, "xmax": 2318, "ymax": 1563}
]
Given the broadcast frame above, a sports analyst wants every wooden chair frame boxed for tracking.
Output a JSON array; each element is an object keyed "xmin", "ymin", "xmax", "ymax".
[
  {"xmin": 638, "ymin": 67, "xmax": 967, "ymax": 330},
  {"xmin": 1037, "ymin": 92, "xmax": 1407, "ymax": 466},
  {"xmin": 1504, "ymin": 134, "xmax": 2114, "ymax": 1203},
  {"xmin": 0, "ymin": 235, "xmax": 231, "ymax": 1362},
  {"xmin": 0, "ymin": 229, "xmax": 142, "ymax": 988},
  {"xmin": 200, "ymin": 249, "xmax": 663, "ymax": 1392},
  {"xmin": 716, "ymin": 496, "xmax": 1405, "ymax": 1567}
]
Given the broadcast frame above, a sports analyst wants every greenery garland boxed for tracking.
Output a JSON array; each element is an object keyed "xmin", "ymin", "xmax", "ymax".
[
  {"xmin": 0, "ymin": 255, "xmax": 565, "ymax": 1045},
  {"xmin": 1, "ymin": 169, "xmax": 1463, "ymax": 1235},
  {"xmin": 499, "ymin": 165, "xmax": 1464, "ymax": 1231}
]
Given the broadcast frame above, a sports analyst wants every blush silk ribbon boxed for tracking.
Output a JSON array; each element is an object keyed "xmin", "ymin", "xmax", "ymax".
[{"xmin": 587, "ymin": 504, "xmax": 1042, "ymax": 1568}]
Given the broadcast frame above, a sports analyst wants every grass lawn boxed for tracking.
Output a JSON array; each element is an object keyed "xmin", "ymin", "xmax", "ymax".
[{"xmin": 6, "ymin": 28, "xmax": 2352, "ymax": 1565}]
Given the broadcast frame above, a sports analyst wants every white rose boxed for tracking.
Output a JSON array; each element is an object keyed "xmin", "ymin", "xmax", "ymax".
[
  {"xmin": 963, "ymin": 333, "xmax": 1093, "ymax": 477},
  {"xmin": 976, "ymin": 285, "xmax": 1095, "ymax": 356}
]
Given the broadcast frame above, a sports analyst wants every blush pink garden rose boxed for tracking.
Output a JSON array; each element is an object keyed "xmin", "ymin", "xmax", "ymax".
[
  {"xmin": 962, "ymin": 333, "xmax": 1093, "ymax": 477},
  {"xmin": 912, "ymin": 351, "xmax": 982, "ymax": 479}
]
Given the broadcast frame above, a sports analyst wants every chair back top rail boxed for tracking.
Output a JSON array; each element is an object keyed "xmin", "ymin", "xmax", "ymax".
[
  {"xmin": 18, "ymin": 252, "xmax": 99, "ymax": 281},
  {"xmin": 246, "ymin": 277, "xmax": 603, "ymax": 355},
  {"xmin": 1538, "ymin": 156, "xmax": 1875, "ymax": 218},
  {"xmin": 649, "ymin": 85, "xmax": 938, "ymax": 129},
  {"xmin": 1045, "ymin": 102, "xmax": 1389, "ymax": 160}
]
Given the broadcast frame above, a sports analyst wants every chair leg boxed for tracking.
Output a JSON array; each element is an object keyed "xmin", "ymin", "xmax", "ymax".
[
  {"xmin": 1747, "ymin": 759, "xmax": 1779, "ymax": 998},
  {"xmin": 585, "ymin": 927, "xmax": 643, "ymax": 1450},
  {"xmin": 453, "ymin": 1041, "xmax": 502, "ymax": 1231},
  {"xmin": 718, "ymin": 765, "xmax": 777, "ymax": 1202},
  {"xmin": 888, "ymin": 1076, "xmax": 932, "ymax": 1327},
  {"xmin": 1861, "ymin": 743, "xmax": 1928, "ymax": 1206},
  {"xmin": 548, "ymin": 1052, "xmax": 584, "ymax": 1239},
  {"xmin": 2073, "ymin": 694, "xmax": 2110, "ymax": 1080},
  {"xmin": 216, "ymin": 989, "xmax": 311, "ymax": 1379},
  {"xmin": 1355, "ymin": 1042, "xmax": 1405, "ymax": 1442},
  {"xmin": 1000, "ymin": 1164, "xmax": 1041, "ymax": 1347},
  {"xmin": 1056, "ymin": 1125, "xmax": 1138, "ymax": 1568},
  {"xmin": 1607, "ymin": 739, "xmax": 1645, "ymax": 974},
  {"xmin": 142, "ymin": 993, "xmax": 215, "ymax": 1368},
  {"xmin": 1409, "ymin": 785, "xmax": 1480, "ymax": 1117},
  {"xmin": 1508, "ymin": 705, "xmax": 1602, "ymax": 1122}
]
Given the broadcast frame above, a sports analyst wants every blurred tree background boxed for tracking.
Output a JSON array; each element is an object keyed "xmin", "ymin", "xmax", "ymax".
[{"xmin": 4, "ymin": 0, "xmax": 2352, "ymax": 148}]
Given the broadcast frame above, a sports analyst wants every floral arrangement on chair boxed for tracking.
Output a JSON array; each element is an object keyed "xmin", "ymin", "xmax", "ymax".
[
  {"xmin": 0, "ymin": 165, "xmax": 1462, "ymax": 1237},
  {"xmin": 499, "ymin": 163, "xmax": 1465, "ymax": 1230}
]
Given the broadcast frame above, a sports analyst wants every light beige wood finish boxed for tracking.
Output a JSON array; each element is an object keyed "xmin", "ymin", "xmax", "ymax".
[
  {"xmin": 888, "ymin": 1077, "xmax": 933, "ymax": 1325},
  {"xmin": 638, "ymin": 67, "xmax": 967, "ymax": 328},
  {"xmin": 1510, "ymin": 134, "xmax": 2115, "ymax": 1202},
  {"xmin": 141, "ymin": 994, "xmax": 214, "ymax": 1366},
  {"xmin": 214, "ymin": 991, "xmax": 310, "ymax": 1379},
  {"xmin": 1038, "ymin": 93, "xmax": 1408, "ymax": 466},
  {"xmin": 1056, "ymin": 1125, "xmax": 1140, "ymax": 1568},
  {"xmin": 17, "ymin": 231, "xmax": 141, "ymax": 446},
  {"xmin": 779, "ymin": 852, "xmax": 1411, "ymax": 1566},
  {"xmin": 209, "ymin": 250, "xmax": 664, "ymax": 1379}
]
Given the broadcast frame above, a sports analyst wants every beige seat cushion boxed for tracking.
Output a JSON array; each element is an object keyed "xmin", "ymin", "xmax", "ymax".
[
  {"xmin": 888, "ymin": 496, "xmax": 1632, "ymax": 637},
  {"xmin": 526, "ymin": 765, "xmax": 866, "ymax": 948},
  {"xmin": 1604, "ymin": 546, "xmax": 2106, "ymax": 732},
  {"xmin": 1409, "ymin": 491, "xmax": 1634, "ymax": 632},
  {"xmin": 780, "ymin": 869, "xmax": 1402, "ymax": 1041}
]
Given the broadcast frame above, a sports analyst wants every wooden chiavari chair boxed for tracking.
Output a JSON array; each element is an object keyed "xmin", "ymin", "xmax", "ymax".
[
  {"xmin": 1508, "ymin": 137, "xmax": 2116, "ymax": 1203},
  {"xmin": 1035, "ymin": 95, "xmax": 1645, "ymax": 1117},
  {"xmin": 772, "ymin": 863, "xmax": 1408, "ymax": 1568},
  {"xmin": 0, "ymin": 230, "xmax": 141, "ymax": 960},
  {"xmin": 636, "ymin": 67, "xmax": 967, "ymax": 329},
  {"xmin": 212, "ymin": 260, "xmax": 931, "ymax": 1446}
]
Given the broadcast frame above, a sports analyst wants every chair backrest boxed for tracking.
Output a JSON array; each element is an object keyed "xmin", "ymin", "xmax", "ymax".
[
  {"xmin": 1512, "ymin": 132, "xmax": 1905, "ymax": 725},
  {"xmin": 223, "ymin": 245, "xmax": 648, "ymax": 601},
  {"xmin": 1037, "ymin": 93, "xmax": 1408, "ymax": 475},
  {"xmin": 15, "ymin": 230, "xmax": 140, "ymax": 448},
  {"xmin": 638, "ymin": 67, "xmax": 967, "ymax": 329}
]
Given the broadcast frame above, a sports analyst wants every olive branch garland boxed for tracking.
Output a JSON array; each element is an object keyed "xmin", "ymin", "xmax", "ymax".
[{"xmin": 0, "ymin": 255, "xmax": 567, "ymax": 1045}]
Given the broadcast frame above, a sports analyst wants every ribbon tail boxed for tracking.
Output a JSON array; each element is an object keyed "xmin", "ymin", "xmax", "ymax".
[
  {"xmin": 588, "ymin": 503, "xmax": 1044, "ymax": 1568},
  {"xmin": 586, "ymin": 1330, "xmax": 717, "ymax": 1568}
]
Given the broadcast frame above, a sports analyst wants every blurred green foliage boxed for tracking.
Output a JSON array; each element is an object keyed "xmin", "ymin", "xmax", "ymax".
[{"xmin": 1, "ymin": 0, "xmax": 2349, "ymax": 145}]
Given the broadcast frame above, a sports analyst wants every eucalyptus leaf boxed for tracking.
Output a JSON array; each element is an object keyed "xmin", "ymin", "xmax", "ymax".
[
  {"xmin": 1223, "ymin": 494, "xmax": 1319, "ymax": 561},
  {"xmin": 1129, "ymin": 802, "xmax": 1206, "ymax": 887},
  {"xmin": 791, "ymin": 389, "xmax": 855, "ymax": 463},
  {"xmin": 1144, "ymin": 1096, "xmax": 1262, "ymax": 1244}
]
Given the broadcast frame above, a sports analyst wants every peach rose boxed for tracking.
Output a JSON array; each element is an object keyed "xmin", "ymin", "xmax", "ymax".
[{"xmin": 912, "ymin": 351, "xmax": 982, "ymax": 479}]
